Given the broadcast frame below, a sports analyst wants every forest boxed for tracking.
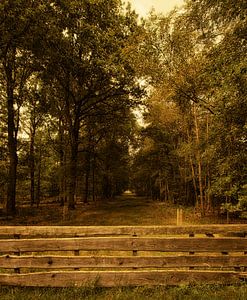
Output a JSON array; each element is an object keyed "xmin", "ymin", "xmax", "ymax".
[{"xmin": 0, "ymin": 0, "xmax": 246, "ymax": 218}]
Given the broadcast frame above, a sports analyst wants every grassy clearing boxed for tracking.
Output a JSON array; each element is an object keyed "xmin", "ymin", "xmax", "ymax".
[
  {"xmin": 1, "ymin": 284, "xmax": 247, "ymax": 300},
  {"xmin": 0, "ymin": 194, "xmax": 233, "ymax": 226},
  {"xmin": 0, "ymin": 195, "xmax": 178, "ymax": 226}
]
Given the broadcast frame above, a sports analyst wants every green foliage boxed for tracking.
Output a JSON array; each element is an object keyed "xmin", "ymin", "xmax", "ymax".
[
  {"xmin": 132, "ymin": 0, "xmax": 247, "ymax": 214},
  {"xmin": 130, "ymin": 101, "xmax": 185, "ymax": 202},
  {"xmin": 221, "ymin": 184, "xmax": 247, "ymax": 218},
  {"xmin": 0, "ymin": 0, "xmax": 145, "ymax": 210},
  {"xmin": 0, "ymin": 0, "xmax": 246, "ymax": 216}
]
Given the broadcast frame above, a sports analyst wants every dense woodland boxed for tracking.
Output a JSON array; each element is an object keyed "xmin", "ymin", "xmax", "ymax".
[{"xmin": 0, "ymin": 0, "xmax": 246, "ymax": 217}]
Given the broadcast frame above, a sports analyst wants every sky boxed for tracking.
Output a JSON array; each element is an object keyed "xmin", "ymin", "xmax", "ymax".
[{"xmin": 130, "ymin": 0, "xmax": 184, "ymax": 17}]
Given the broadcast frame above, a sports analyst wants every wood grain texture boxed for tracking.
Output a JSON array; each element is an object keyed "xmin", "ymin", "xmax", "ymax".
[
  {"xmin": 0, "ymin": 237, "xmax": 247, "ymax": 252},
  {"xmin": 0, "ymin": 225, "xmax": 247, "ymax": 237},
  {"xmin": 0, "ymin": 270, "xmax": 241, "ymax": 287},
  {"xmin": 1, "ymin": 255, "xmax": 247, "ymax": 269},
  {"xmin": 0, "ymin": 225, "xmax": 246, "ymax": 287}
]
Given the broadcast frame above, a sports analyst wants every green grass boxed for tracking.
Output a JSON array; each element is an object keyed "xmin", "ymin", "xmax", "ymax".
[
  {"xmin": 2, "ymin": 193, "xmax": 240, "ymax": 226},
  {"xmin": 1, "ymin": 284, "xmax": 247, "ymax": 300},
  {"xmin": 2, "ymin": 193, "xmax": 243, "ymax": 226},
  {"xmin": 0, "ymin": 195, "xmax": 179, "ymax": 226}
]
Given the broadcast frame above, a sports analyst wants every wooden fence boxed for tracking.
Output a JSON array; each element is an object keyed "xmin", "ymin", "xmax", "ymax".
[{"xmin": 0, "ymin": 225, "xmax": 247, "ymax": 287}]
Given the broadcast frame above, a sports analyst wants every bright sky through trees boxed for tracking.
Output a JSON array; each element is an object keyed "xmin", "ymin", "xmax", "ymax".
[{"xmin": 130, "ymin": 0, "xmax": 184, "ymax": 16}]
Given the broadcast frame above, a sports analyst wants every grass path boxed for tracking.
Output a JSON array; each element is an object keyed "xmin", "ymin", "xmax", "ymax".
[
  {"xmin": 63, "ymin": 194, "xmax": 179, "ymax": 226},
  {"xmin": 0, "ymin": 193, "xmax": 232, "ymax": 226},
  {"xmin": 0, "ymin": 194, "xmax": 177, "ymax": 226}
]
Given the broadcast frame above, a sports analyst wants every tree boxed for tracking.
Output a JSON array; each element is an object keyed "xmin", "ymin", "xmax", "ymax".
[
  {"xmin": 0, "ymin": 0, "xmax": 49, "ymax": 214},
  {"xmin": 132, "ymin": 0, "xmax": 246, "ymax": 215},
  {"xmin": 0, "ymin": 0, "xmax": 145, "ymax": 214},
  {"xmin": 20, "ymin": 76, "xmax": 48, "ymax": 206},
  {"xmin": 40, "ymin": 0, "xmax": 143, "ymax": 209},
  {"xmin": 185, "ymin": 0, "xmax": 247, "ymax": 209}
]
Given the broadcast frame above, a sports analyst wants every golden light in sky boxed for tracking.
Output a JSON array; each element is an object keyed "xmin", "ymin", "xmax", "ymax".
[{"xmin": 130, "ymin": 0, "xmax": 184, "ymax": 16}]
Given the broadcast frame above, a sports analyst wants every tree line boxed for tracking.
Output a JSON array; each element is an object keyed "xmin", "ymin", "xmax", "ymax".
[
  {"xmin": 0, "ymin": 0, "xmax": 246, "ymax": 218},
  {"xmin": 0, "ymin": 0, "xmax": 143, "ymax": 215},
  {"xmin": 132, "ymin": 0, "xmax": 247, "ymax": 216}
]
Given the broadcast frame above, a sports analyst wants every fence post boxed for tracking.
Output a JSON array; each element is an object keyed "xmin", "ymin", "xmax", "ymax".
[{"xmin": 177, "ymin": 208, "xmax": 183, "ymax": 226}]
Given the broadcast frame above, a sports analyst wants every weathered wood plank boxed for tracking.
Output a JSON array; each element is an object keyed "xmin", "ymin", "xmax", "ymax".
[
  {"xmin": 0, "ymin": 270, "xmax": 240, "ymax": 287},
  {"xmin": 1, "ymin": 255, "xmax": 247, "ymax": 269},
  {"xmin": 0, "ymin": 225, "xmax": 247, "ymax": 237},
  {"xmin": 0, "ymin": 237, "xmax": 247, "ymax": 253},
  {"xmin": 0, "ymin": 225, "xmax": 246, "ymax": 287},
  {"xmin": 239, "ymin": 272, "xmax": 247, "ymax": 280}
]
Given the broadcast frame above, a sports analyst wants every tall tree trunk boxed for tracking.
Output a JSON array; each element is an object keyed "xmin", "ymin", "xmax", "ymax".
[
  {"xmin": 92, "ymin": 152, "xmax": 96, "ymax": 202},
  {"xmin": 5, "ymin": 52, "xmax": 18, "ymax": 216},
  {"xmin": 205, "ymin": 113, "xmax": 212, "ymax": 212},
  {"xmin": 59, "ymin": 158, "xmax": 66, "ymax": 206},
  {"xmin": 193, "ymin": 104, "xmax": 204, "ymax": 215},
  {"xmin": 84, "ymin": 151, "xmax": 91, "ymax": 204},
  {"xmin": 68, "ymin": 144, "xmax": 77, "ymax": 209},
  {"xmin": 67, "ymin": 121, "xmax": 79, "ymax": 210},
  {"xmin": 58, "ymin": 118, "xmax": 66, "ymax": 206},
  {"xmin": 36, "ymin": 149, "xmax": 42, "ymax": 208},
  {"xmin": 158, "ymin": 169, "xmax": 162, "ymax": 201},
  {"xmin": 6, "ymin": 96, "xmax": 18, "ymax": 215},
  {"xmin": 30, "ymin": 129, "xmax": 35, "ymax": 206},
  {"xmin": 187, "ymin": 126, "xmax": 198, "ymax": 207},
  {"xmin": 189, "ymin": 156, "xmax": 198, "ymax": 206}
]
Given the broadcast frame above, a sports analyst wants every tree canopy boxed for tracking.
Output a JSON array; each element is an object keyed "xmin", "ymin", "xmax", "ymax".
[
  {"xmin": 131, "ymin": 0, "xmax": 247, "ymax": 215},
  {"xmin": 0, "ymin": 0, "xmax": 246, "ymax": 219}
]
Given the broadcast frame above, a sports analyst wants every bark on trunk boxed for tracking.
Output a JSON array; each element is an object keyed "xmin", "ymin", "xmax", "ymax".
[
  {"xmin": 67, "ymin": 123, "xmax": 79, "ymax": 210},
  {"xmin": 92, "ymin": 153, "xmax": 96, "ymax": 202},
  {"xmin": 6, "ymin": 128, "xmax": 18, "ymax": 216},
  {"xmin": 68, "ymin": 146, "xmax": 77, "ymax": 210},
  {"xmin": 6, "ymin": 54, "xmax": 18, "ymax": 216},
  {"xmin": 30, "ymin": 130, "xmax": 35, "ymax": 206},
  {"xmin": 205, "ymin": 113, "xmax": 212, "ymax": 212},
  {"xmin": 58, "ymin": 119, "xmax": 66, "ymax": 206},
  {"xmin": 193, "ymin": 104, "xmax": 204, "ymax": 215},
  {"xmin": 36, "ymin": 148, "xmax": 42, "ymax": 208},
  {"xmin": 84, "ymin": 151, "xmax": 90, "ymax": 204}
]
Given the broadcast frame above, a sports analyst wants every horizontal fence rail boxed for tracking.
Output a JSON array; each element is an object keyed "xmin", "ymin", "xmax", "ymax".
[
  {"xmin": 0, "ymin": 224, "xmax": 247, "ymax": 237},
  {"xmin": 0, "ymin": 225, "xmax": 247, "ymax": 287}
]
